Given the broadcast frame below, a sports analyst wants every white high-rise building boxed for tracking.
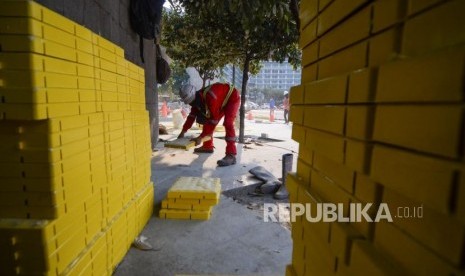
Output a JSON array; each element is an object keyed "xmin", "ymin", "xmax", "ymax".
[{"xmin": 221, "ymin": 61, "xmax": 301, "ymax": 90}]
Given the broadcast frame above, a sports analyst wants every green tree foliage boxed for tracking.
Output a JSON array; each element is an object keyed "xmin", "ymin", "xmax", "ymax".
[
  {"xmin": 166, "ymin": 0, "xmax": 300, "ymax": 142},
  {"xmin": 162, "ymin": 8, "xmax": 234, "ymax": 88},
  {"xmin": 158, "ymin": 58, "xmax": 190, "ymax": 100},
  {"xmin": 248, "ymin": 87, "xmax": 288, "ymax": 105}
]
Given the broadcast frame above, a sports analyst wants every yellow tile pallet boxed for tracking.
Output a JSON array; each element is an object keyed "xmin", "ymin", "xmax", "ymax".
[
  {"xmin": 161, "ymin": 200, "xmax": 213, "ymax": 212},
  {"xmin": 0, "ymin": 136, "xmax": 147, "ymax": 210},
  {"xmin": 103, "ymin": 182, "xmax": 152, "ymax": 256},
  {"xmin": 0, "ymin": 1, "xmax": 83, "ymax": 39},
  {"xmin": 159, "ymin": 208, "xmax": 212, "ymax": 220},
  {"xmin": 373, "ymin": 104, "xmax": 464, "ymax": 159},
  {"xmin": 0, "ymin": 2, "xmax": 123, "ymax": 60},
  {"xmin": 164, "ymin": 197, "xmax": 220, "ymax": 206},
  {"xmin": 370, "ymin": 144, "xmax": 459, "ymax": 214},
  {"xmin": 0, "ymin": 189, "xmax": 65, "ymax": 208},
  {"xmin": 291, "ymin": 0, "xmax": 465, "ymax": 275},
  {"xmin": 0, "ymin": 90, "xmax": 146, "ymax": 120},
  {"xmin": 0, "ymin": 53, "xmax": 95, "ymax": 79},
  {"xmin": 382, "ymin": 187, "xmax": 465, "ymax": 266},
  {"xmin": 0, "ymin": 152, "xmax": 90, "ymax": 179},
  {"xmin": 0, "ymin": 111, "xmax": 145, "ymax": 171},
  {"xmin": 0, "ymin": 182, "xmax": 153, "ymax": 276},
  {"xmin": 0, "ymin": 179, "xmax": 97, "ymax": 220},
  {"xmin": 166, "ymin": 176, "xmax": 221, "ymax": 200},
  {"xmin": 0, "ymin": 12, "xmax": 144, "ymax": 120},
  {"xmin": 0, "ymin": 95, "xmax": 98, "ymax": 119},
  {"xmin": 343, "ymin": 240, "xmax": 400, "ymax": 275},
  {"xmin": 303, "ymin": 220, "xmax": 336, "ymax": 275},
  {"xmin": 0, "ymin": 1, "xmax": 153, "ymax": 274},
  {"xmin": 374, "ymin": 221, "xmax": 463, "ymax": 275},
  {"xmin": 0, "ymin": 216, "xmax": 87, "ymax": 275},
  {"xmin": 135, "ymin": 182, "xmax": 154, "ymax": 232},
  {"xmin": 0, "ymin": 33, "xmax": 52, "ymax": 57},
  {"xmin": 0, "ymin": 102, "xmax": 71, "ymax": 120},
  {"xmin": 159, "ymin": 177, "xmax": 220, "ymax": 220},
  {"xmin": 164, "ymin": 137, "xmax": 196, "ymax": 150}
]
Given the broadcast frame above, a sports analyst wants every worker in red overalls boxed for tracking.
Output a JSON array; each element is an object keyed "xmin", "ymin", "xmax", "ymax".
[{"xmin": 177, "ymin": 83, "xmax": 240, "ymax": 167}]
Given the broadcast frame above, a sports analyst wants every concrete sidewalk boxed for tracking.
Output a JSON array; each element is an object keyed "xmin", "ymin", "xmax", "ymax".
[{"xmin": 114, "ymin": 120, "xmax": 297, "ymax": 276}]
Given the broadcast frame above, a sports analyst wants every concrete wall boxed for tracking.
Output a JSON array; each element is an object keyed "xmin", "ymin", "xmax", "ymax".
[
  {"xmin": 287, "ymin": 0, "xmax": 465, "ymax": 275},
  {"xmin": 35, "ymin": 0, "xmax": 159, "ymax": 147}
]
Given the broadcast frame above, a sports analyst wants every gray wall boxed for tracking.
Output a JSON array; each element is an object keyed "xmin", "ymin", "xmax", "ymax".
[{"xmin": 35, "ymin": 0, "xmax": 159, "ymax": 148}]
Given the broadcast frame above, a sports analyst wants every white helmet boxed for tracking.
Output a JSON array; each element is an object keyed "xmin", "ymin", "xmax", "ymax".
[
  {"xmin": 179, "ymin": 84, "xmax": 196, "ymax": 104},
  {"xmin": 283, "ymin": 90, "xmax": 289, "ymax": 95}
]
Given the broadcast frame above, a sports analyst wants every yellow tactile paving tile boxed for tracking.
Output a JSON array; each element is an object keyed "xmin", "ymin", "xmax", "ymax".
[
  {"xmin": 0, "ymin": 88, "xmax": 48, "ymax": 104},
  {"xmin": 288, "ymin": 0, "xmax": 465, "ymax": 274},
  {"xmin": 0, "ymin": 18, "xmax": 76, "ymax": 49},
  {"xmin": 161, "ymin": 200, "xmax": 212, "ymax": 211},
  {"xmin": 164, "ymin": 138, "xmax": 196, "ymax": 150},
  {"xmin": 0, "ymin": 3, "xmax": 145, "ymax": 119},
  {"xmin": 0, "ymin": 0, "xmax": 153, "ymax": 274},
  {"xmin": 0, "ymin": 181, "xmax": 153, "ymax": 275},
  {"xmin": 160, "ymin": 178, "xmax": 220, "ymax": 220},
  {"xmin": 159, "ymin": 208, "xmax": 212, "ymax": 220},
  {"xmin": 0, "ymin": 215, "xmax": 86, "ymax": 274},
  {"xmin": 167, "ymin": 177, "xmax": 221, "ymax": 200},
  {"xmin": 0, "ymin": 190, "xmax": 65, "ymax": 207},
  {"xmin": 165, "ymin": 197, "xmax": 220, "ymax": 206}
]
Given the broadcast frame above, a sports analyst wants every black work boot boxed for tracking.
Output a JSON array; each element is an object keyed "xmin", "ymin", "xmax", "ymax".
[
  {"xmin": 217, "ymin": 154, "xmax": 236, "ymax": 166},
  {"xmin": 274, "ymin": 184, "xmax": 289, "ymax": 200},
  {"xmin": 259, "ymin": 180, "xmax": 281, "ymax": 194}
]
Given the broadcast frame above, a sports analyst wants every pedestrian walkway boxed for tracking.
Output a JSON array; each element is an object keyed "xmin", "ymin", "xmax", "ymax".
[{"xmin": 114, "ymin": 121, "xmax": 297, "ymax": 276}]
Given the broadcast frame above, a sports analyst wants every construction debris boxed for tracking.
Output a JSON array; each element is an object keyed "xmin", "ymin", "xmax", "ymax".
[{"xmin": 132, "ymin": 235, "xmax": 160, "ymax": 251}]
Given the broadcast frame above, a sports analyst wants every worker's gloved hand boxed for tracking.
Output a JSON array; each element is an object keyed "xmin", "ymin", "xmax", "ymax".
[
  {"xmin": 191, "ymin": 136, "xmax": 203, "ymax": 146},
  {"xmin": 177, "ymin": 132, "xmax": 185, "ymax": 139}
]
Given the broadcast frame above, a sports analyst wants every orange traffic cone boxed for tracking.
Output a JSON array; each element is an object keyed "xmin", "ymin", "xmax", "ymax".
[
  {"xmin": 161, "ymin": 101, "xmax": 168, "ymax": 117},
  {"xmin": 269, "ymin": 110, "xmax": 275, "ymax": 122},
  {"xmin": 247, "ymin": 111, "xmax": 254, "ymax": 120}
]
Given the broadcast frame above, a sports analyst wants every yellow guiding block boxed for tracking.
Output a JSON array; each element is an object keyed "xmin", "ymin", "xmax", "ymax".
[
  {"xmin": 167, "ymin": 177, "xmax": 221, "ymax": 200},
  {"xmin": 161, "ymin": 200, "xmax": 212, "ymax": 211},
  {"xmin": 159, "ymin": 208, "xmax": 212, "ymax": 220},
  {"xmin": 164, "ymin": 137, "xmax": 196, "ymax": 150},
  {"xmin": 165, "ymin": 197, "xmax": 220, "ymax": 206}
]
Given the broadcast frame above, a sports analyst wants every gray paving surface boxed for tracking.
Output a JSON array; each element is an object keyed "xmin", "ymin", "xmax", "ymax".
[{"xmin": 114, "ymin": 119, "xmax": 298, "ymax": 276}]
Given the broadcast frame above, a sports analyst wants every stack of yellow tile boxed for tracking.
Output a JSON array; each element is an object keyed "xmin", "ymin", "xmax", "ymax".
[
  {"xmin": 0, "ymin": 1, "xmax": 153, "ymax": 275},
  {"xmin": 286, "ymin": 0, "xmax": 465, "ymax": 275},
  {"xmin": 160, "ymin": 177, "xmax": 221, "ymax": 220}
]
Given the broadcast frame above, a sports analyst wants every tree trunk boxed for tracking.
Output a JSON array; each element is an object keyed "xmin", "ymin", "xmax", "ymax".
[
  {"xmin": 202, "ymin": 77, "xmax": 207, "ymax": 89},
  {"xmin": 239, "ymin": 56, "xmax": 250, "ymax": 143},
  {"xmin": 232, "ymin": 65, "xmax": 236, "ymax": 85}
]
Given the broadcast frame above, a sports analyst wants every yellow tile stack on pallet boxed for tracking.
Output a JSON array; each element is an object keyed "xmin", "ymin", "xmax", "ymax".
[
  {"xmin": 288, "ymin": 0, "xmax": 465, "ymax": 275},
  {"xmin": 159, "ymin": 177, "xmax": 221, "ymax": 220},
  {"xmin": 0, "ymin": 1, "xmax": 153, "ymax": 275}
]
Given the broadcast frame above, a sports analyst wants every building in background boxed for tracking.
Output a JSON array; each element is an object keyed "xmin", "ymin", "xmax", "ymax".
[
  {"xmin": 220, "ymin": 65, "xmax": 243, "ymax": 88},
  {"xmin": 220, "ymin": 61, "xmax": 301, "ymax": 105},
  {"xmin": 221, "ymin": 61, "xmax": 301, "ymax": 90}
]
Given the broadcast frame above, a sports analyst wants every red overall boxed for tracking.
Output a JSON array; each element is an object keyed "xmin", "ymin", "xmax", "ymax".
[{"xmin": 181, "ymin": 83, "xmax": 240, "ymax": 155}]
